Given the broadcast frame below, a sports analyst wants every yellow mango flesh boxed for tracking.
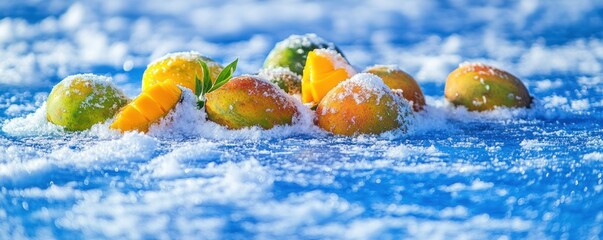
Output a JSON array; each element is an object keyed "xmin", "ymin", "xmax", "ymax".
[
  {"xmin": 111, "ymin": 81, "xmax": 182, "ymax": 132},
  {"xmin": 301, "ymin": 51, "xmax": 352, "ymax": 105},
  {"xmin": 310, "ymin": 69, "xmax": 348, "ymax": 102}
]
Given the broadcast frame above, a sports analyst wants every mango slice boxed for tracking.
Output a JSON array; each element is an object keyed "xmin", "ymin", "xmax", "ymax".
[
  {"xmin": 301, "ymin": 49, "xmax": 356, "ymax": 105},
  {"xmin": 111, "ymin": 81, "xmax": 182, "ymax": 132}
]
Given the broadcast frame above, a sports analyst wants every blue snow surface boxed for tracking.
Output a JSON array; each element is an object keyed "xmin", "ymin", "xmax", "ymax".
[{"xmin": 1, "ymin": 0, "xmax": 603, "ymax": 239}]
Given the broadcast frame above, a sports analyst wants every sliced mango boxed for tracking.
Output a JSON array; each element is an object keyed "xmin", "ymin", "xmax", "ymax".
[
  {"xmin": 112, "ymin": 107, "xmax": 149, "ymax": 132},
  {"xmin": 143, "ymin": 83, "xmax": 179, "ymax": 111},
  {"xmin": 132, "ymin": 95, "xmax": 164, "ymax": 121},
  {"xmin": 311, "ymin": 68, "xmax": 349, "ymax": 102},
  {"xmin": 111, "ymin": 81, "xmax": 182, "ymax": 133},
  {"xmin": 301, "ymin": 49, "xmax": 355, "ymax": 105}
]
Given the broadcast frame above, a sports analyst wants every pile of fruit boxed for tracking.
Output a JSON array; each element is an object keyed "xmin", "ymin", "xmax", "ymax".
[{"xmin": 46, "ymin": 34, "xmax": 532, "ymax": 136}]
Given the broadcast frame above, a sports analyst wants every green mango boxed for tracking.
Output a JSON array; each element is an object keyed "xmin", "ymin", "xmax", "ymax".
[
  {"xmin": 259, "ymin": 67, "xmax": 302, "ymax": 95},
  {"xmin": 46, "ymin": 74, "xmax": 129, "ymax": 131},
  {"xmin": 263, "ymin": 33, "xmax": 345, "ymax": 76}
]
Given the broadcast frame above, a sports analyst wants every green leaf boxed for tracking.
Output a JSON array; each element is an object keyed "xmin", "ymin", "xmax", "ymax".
[
  {"xmin": 198, "ymin": 60, "xmax": 211, "ymax": 94},
  {"xmin": 194, "ymin": 75, "xmax": 202, "ymax": 96},
  {"xmin": 194, "ymin": 58, "xmax": 239, "ymax": 110},
  {"xmin": 210, "ymin": 58, "xmax": 238, "ymax": 92},
  {"xmin": 197, "ymin": 100, "xmax": 205, "ymax": 109}
]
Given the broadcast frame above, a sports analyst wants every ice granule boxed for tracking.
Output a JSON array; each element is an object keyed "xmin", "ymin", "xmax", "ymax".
[
  {"xmin": 59, "ymin": 73, "xmax": 115, "ymax": 89},
  {"xmin": 276, "ymin": 33, "xmax": 335, "ymax": 50},
  {"xmin": 147, "ymin": 51, "xmax": 221, "ymax": 69},
  {"xmin": 258, "ymin": 67, "xmax": 301, "ymax": 79},
  {"xmin": 583, "ymin": 152, "xmax": 603, "ymax": 161}
]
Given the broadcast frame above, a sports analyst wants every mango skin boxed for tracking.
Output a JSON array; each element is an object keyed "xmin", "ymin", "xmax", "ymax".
[
  {"xmin": 142, "ymin": 52, "xmax": 223, "ymax": 92},
  {"xmin": 365, "ymin": 65, "xmax": 426, "ymax": 111},
  {"xmin": 263, "ymin": 34, "xmax": 344, "ymax": 76},
  {"xmin": 444, "ymin": 63, "xmax": 532, "ymax": 111},
  {"xmin": 205, "ymin": 75, "xmax": 300, "ymax": 129},
  {"xmin": 316, "ymin": 74, "xmax": 410, "ymax": 136},
  {"xmin": 46, "ymin": 74, "xmax": 129, "ymax": 131},
  {"xmin": 258, "ymin": 67, "xmax": 302, "ymax": 95}
]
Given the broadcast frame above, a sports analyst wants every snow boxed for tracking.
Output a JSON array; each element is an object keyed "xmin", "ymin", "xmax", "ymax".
[
  {"xmin": 58, "ymin": 73, "xmax": 117, "ymax": 89},
  {"xmin": 274, "ymin": 33, "xmax": 335, "ymax": 50},
  {"xmin": 583, "ymin": 152, "xmax": 603, "ymax": 161},
  {"xmin": 1, "ymin": 1, "xmax": 603, "ymax": 239},
  {"xmin": 147, "ymin": 51, "xmax": 222, "ymax": 69}
]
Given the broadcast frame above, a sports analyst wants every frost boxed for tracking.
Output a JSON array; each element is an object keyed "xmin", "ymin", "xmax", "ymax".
[
  {"xmin": 147, "ymin": 51, "xmax": 221, "ymax": 69},
  {"xmin": 275, "ymin": 33, "xmax": 335, "ymax": 50},
  {"xmin": 570, "ymin": 99, "xmax": 590, "ymax": 111},
  {"xmin": 583, "ymin": 152, "xmax": 603, "ymax": 161}
]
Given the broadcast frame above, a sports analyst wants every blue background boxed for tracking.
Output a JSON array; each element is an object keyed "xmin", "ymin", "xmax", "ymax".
[{"xmin": 1, "ymin": 0, "xmax": 603, "ymax": 239}]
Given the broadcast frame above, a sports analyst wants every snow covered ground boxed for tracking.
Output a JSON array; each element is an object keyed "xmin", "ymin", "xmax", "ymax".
[{"xmin": 1, "ymin": 0, "xmax": 603, "ymax": 239}]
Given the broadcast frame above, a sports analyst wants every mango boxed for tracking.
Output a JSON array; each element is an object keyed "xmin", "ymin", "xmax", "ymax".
[
  {"xmin": 258, "ymin": 67, "xmax": 302, "ymax": 95},
  {"xmin": 110, "ymin": 81, "xmax": 182, "ymax": 133},
  {"xmin": 316, "ymin": 73, "xmax": 413, "ymax": 136},
  {"xmin": 444, "ymin": 62, "xmax": 532, "ymax": 111},
  {"xmin": 263, "ymin": 34, "xmax": 345, "ymax": 76},
  {"xmin": 142, "ymin": 51, "xmax": 223, "ymax": 92},
  {"xmin": 46, "ymin": 74, "xmax": 129, "ymax": 131},
  {"xmin": 301, "ymin": 49, "xmax": 356, "ymax": 105},
  {"xmin": 205, "ymin": 75, "xmax": 300, "ymax": 129},
  {"xmin": 364, "ymin": 65, "xmax": 425, "ymax": 111}
]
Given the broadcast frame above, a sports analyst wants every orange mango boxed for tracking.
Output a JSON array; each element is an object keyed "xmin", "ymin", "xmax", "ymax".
[
  {"xmin": 315, "ymin": 73, "xmax": 412, "ymax": 136},
  {"xmin": 301, "ymin": 49, "xmax": 356, "ymax": 105},
  {"xmin": 365, "ymin": 65, "xmax": 426, "ymax": 111},
  {"xmin": 111, "ymin": 81, "xmax": 182, "ymax": 132},
  {"xmin": 444, "ymin": 63, "xmax": 531, "ymax": 111},
  {"xmin": 205, "ymin": 75, "xmax": 299, "ymax": 129}
]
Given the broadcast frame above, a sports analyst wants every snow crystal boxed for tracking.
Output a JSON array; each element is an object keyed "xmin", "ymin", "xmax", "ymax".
[
  {"xmin": 333, "ymin": 73, "xmax": 391, "ymax": 101},
  {"xmin": 440, "ymin": 179, "xmax": 494, "ymax": 192},
  {"xmin": 2, "ymin": 104, "xmax": 65, "ymax": 136},
  {"xmin": 520, "ymin": 139, "xmax": 551, "ymax": 151},
  {"xmin": 570, "ymin": 99, "xmax": 590, "ymax": 111},
  {"xmin": 147, "ymin": 51, "xmax": 221, "ymax": 69},
  {"xmin": 518, "ymin": 39, "xmax": 603, "ymax": 76},
  {"xmin": 9, "ymin": 183, "xmax": 91, "ymax": 200},
  {"xmin": 384, "ymin": 144, "xmax": 444, "ymax": 160},
  {"xmin": 583, "ymin": 152, "xmax": 603, "ymax": 161},
  {"xmin": 58, "ymin": 73, "xmax": 116, "ymax": 89},
  {"xmin": 364, "ymin": 64, "xmax": 400, "ymax": 73},
  {"xmin": 258, "ymin": 67, "xmax": 301, "ymax": 79},
  {"xmin": 534, "ymin": 79, "xmax": 563, "ymax": 92},
  {"xmin": 275, "ymin": 33, "xmax": 335, "ymax": 50},
  {"xmin": 457, "ymin": 62, "xmax": 517, "ymax": 81}
]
